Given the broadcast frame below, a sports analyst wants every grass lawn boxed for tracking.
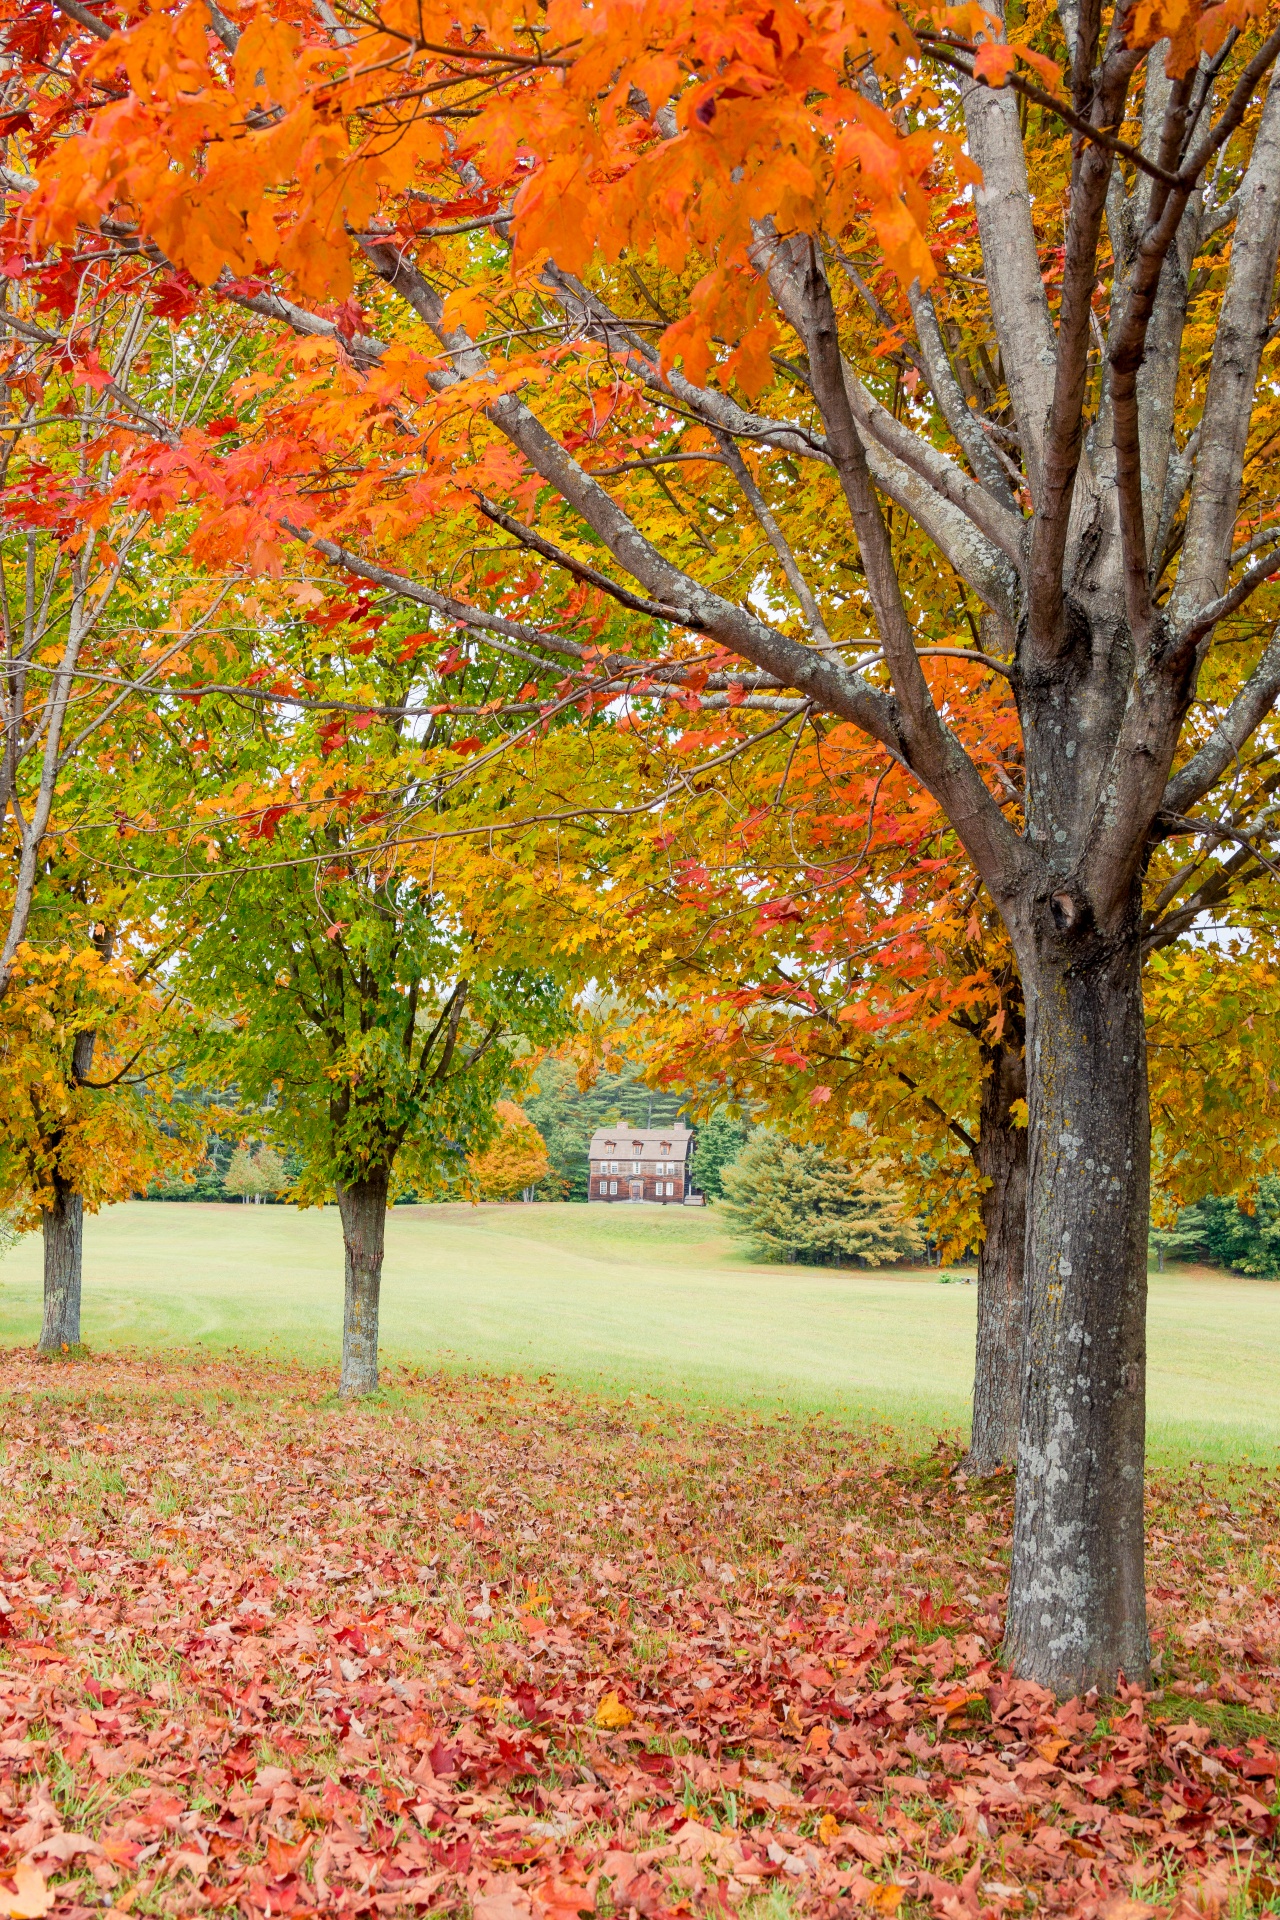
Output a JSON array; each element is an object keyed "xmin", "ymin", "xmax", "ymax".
[{"xmin": 2, "ymin": 1199, "xmax": 1278, "ymax": 1462}]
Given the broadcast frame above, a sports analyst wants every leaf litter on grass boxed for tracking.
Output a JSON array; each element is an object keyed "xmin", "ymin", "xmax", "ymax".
[{"xmin": 0, "ymin": 1354, "xmax": 1276, "ymax": 1920}]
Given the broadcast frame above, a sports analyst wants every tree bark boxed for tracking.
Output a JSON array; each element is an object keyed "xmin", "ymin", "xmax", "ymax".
[
  {"xmin": 1002, "ymin": 930, "xmax": 1151, "ymax": 1694},
  {"xmin": 965, "ymin": 1041, "xmax": 1027, "ymax": 1475},
  {"xmin": 39, "ymin": 1174, "xmax": 83, "ymax": 1354},
  {"xmin": 335, "ymin": 1169, "xmax": 390, "ymax": 1396}
]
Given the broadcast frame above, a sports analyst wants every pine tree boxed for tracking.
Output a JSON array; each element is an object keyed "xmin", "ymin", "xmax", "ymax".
[
  {"xmin": 721, "ymin": 1135, "xmax": 920, "ymax": 1268},
  {"xmin": 690, "ymin": 1115, "xmax": 749, "ymax": 1200},
  {"xmin": 1148, "ymin": 1209, "xmax": 1207, "ymax": 1274}
]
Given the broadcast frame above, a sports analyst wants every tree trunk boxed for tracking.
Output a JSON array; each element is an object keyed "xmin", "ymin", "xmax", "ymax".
[
  {"xmin": 335, "ymin": 1169, "xmax": 390, "ymax": 1396},
  {"xmin": 1003, "ymin": 932, "xmax": 1151, "ymax": 1695},
  {"xmin": 39, "ymin": 1174, "xmax": 83, "ymax": 1354},
  {"xmin": 965, "ymin": 1042, "xmax": 1027, "ymax": 1475}
]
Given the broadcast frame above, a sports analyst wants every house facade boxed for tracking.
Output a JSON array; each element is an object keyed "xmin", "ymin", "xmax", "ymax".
[{"xmin": 586, "ymin": 1124, "xmax": 699, "ymax": 1204}]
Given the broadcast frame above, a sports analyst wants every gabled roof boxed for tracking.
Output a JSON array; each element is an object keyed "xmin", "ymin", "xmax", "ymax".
[{"xmin": 588, "ymin": 1125, "xmax": 693, "ymax": 1157}]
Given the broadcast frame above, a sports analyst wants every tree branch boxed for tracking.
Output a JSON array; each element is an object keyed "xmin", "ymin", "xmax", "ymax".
[{"xmin": 1157, "ymin": 625, "xmax": 1280, "ymax": 824}]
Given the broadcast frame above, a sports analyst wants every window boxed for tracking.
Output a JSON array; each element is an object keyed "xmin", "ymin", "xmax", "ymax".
[
  {"xmin": 609, "ymin": 1180, "xmax": 617, "ymax": 1195},
  {"xmin": 609, "ymin": 1160, "xmax": 618, "ymax": 1173},
  {"xmin": 665, "ymin": 1181, "xmax": 674, "ymax": 1196},
  {"xmin": 633, "ymin": 1160, "xmax": 641, "ymax": 1173}
]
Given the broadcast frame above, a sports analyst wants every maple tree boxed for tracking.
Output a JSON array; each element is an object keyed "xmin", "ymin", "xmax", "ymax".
[
  {"xmin": 614, "ymin": 705, "xmax": 1280, "ymax": 1475},
  {"xmin": 0, "ymin": 187, "xmax": 243, "ymax": 997},
  {"xmin": 130, "ymin": 586, "xmax": 590, "ymax": 1395},
  {"xmin": 8, "ymin": 0, "xmax": 1280, "ymax": 1696},
  {"xmin": 175, "ymin": 825, "xmax": 571, "ymax": 1398},
  {"xmin": 465, "ymin": 1100, "xmax": 552, "ymax": 1202},
  {"xmin": 0, "ymin": 904, "xmax": 197, "ymax": 1354},
  {"xmin": 600, "ymin": 710, "xmax": 1033, "ymax": 1472}
]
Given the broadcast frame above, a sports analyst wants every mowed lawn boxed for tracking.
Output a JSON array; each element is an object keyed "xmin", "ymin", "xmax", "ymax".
[{"xmin": 2, "ymin": 1199, "xmax": 1278, "ymax": 1461}]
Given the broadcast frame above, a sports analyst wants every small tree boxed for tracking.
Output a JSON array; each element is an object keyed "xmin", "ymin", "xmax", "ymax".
[
  {"xmin": 1148, "ymin": 1209, "xmax": 1207, "ymax": 1273},
  {"xmin": 0, "ymin": 926, "xmax": 197, "ymax": 1351},
  {"xmin": 255, "ymin": 1144, "xmax": 290, "ymax": 1202},
  {"xmin": 185, "ymin": 853, "xmax": 569, "ymax": 1395},
  {"xmin": 721, "ymin": 1135, "xmax": 920, "ymax": 1267},
  {"xmin": 465, "ymin": 1101, "xmax": 551, "ymax": 1201},
  {"xmin": 224, "ymin": 1145, "xmax": 260, "ymax": 1204}
]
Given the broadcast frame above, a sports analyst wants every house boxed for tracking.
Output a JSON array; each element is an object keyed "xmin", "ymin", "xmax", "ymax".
[{"xmin": 586, "ymin": 1124, "xmax": 700, "ymax": 1204}]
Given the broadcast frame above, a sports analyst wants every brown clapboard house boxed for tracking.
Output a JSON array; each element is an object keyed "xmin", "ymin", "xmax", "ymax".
[{"xmin": 586, "ymin": 1124, "xmax": 700, "ymax": 1204}]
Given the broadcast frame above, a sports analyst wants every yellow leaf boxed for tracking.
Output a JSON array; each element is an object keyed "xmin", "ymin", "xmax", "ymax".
[
  {"xmin": 818, "ymin": 1812, "xmax": 842, "ymax": 1847},
  {"xmin": 594, "ymin": 1691, "xmax": 633, "ymax": 1729},
  {"xmin": 865, "ymin": 1887, "xmax": 906, "ymax": 1916},
  {"xmin": 0, "ymin": 1866, "xmax": 55, "ymax": 1920}
]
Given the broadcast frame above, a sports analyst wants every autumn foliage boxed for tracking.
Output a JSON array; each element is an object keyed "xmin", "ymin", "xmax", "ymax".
[{"xmin": 5, "ymin": 0, "xmax": 1280, "ymax": 1720}]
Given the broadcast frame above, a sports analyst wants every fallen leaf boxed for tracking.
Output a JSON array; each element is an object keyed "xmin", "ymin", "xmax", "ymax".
[
  {"xmin": 0, "ymin": 1866, "xmax": 54, "ymax": 1919},
  {"xmin": 594, "ymin": 1691, "xmax": 633, "ymax": 1729},
  {"xmin": 473, "ymin": 1892, "xmax": 535, "ymax": 1920}
]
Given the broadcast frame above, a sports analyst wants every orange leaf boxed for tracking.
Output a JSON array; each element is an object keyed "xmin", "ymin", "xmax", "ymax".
[
  {"xmin": 973, "ymin": 41, "xmax": 1017, "ymax": 83},
  {"xmin": 1011, "ymin": 41, "xmax": 1064, "ymax": 86}
]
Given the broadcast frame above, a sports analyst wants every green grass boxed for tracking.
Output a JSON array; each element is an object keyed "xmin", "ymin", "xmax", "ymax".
[{"xmin": 2, "ymin": 1200, "xmax": 1279, "ymax": 1462}]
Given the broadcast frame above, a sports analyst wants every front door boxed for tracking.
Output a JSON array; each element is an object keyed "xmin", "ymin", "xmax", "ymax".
[{"xmin": 629, "ymin": 1179, "xmax": 643, "ymax": 1201}]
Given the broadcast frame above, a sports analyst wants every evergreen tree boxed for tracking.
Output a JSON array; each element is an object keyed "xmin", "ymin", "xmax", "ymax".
[
  {"xmin": 1148, "ymin": 1208, "xmax": 1208, "ymax": 1273},
  {"xmin": 721, "ymin": 1135, "xmax": 920, "ymax": 1268},
  {"xmin": 690, "ymin": 1114, "xmax": 749, "ymax": 1200}
]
